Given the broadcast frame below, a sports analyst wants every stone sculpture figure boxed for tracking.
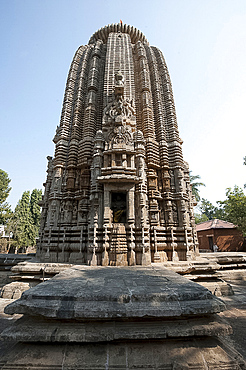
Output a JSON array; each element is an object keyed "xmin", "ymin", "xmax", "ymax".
[{"xmin": 37, "ymin": 23, "xmax": 199, "ymax": 265}]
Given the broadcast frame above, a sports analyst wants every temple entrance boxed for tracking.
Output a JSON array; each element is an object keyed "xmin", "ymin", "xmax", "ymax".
[{"xmin": 111, "ymin": 192, "xmax": 127, "ymax": 223}]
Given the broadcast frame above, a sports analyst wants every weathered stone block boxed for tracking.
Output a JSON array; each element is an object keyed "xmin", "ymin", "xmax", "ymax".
[{"xmin": 4, "ymin": 266, "xmax": 225, "ymax": 319}]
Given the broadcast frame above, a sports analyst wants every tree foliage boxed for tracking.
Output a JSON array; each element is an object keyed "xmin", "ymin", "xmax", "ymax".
[
  {"xmin": 198, "ymin": 186, "xmax": 246, "ymax": 236},
  {"xmin": 30, "ymin": 189, "xmax": 42, "ymax": 236},
  {"xmin": 0, "ymin": 169, "xmax": 12, "ymax": 224},
  {"xmin": 10, "ymin": 189, "xmax": 42, "ymax": 249},
  {"xmin": 243, "ymin": 156, "xmax": 246, "ymax": 188},
  {"xmin": 194, "ymin": 212, "xmax": 208, "ymax": 224},
  {"xmin": 198, "ymin": 198, "xmax": 224, "ymax": 220},
  {"xmin": 189, "ymin": 172, "xmax": 205, "ymax": 202},
  {"xmin": 217, "ymin": 186, "xmax": 246, "ymax": 236}
]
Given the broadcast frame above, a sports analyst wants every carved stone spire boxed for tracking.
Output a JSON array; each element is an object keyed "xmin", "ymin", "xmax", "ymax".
[{"xmin": 37, "ymin": 23, "xmax": 199, "ymax": 265}]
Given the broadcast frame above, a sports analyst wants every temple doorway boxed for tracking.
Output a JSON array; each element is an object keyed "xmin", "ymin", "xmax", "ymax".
[{"xmin": 111, "ymin": 192, "xmax": 127, "ymax": 223}]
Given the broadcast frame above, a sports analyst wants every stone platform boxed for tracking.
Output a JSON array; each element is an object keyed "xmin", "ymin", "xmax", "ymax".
[
  {"xmin": 0, "ymin": 254, "xmax": 34, "ymax": 271},
  {"xmin": 4, "ymin": 265, "xmax": 225, "ymax": 319},
  {"xmin": 1, "ymin": 265, "xmax": 245, "ymax": 369},
  {"xmin": 161, "ymin": 252, "xmax": 246, "ymax": 296}
]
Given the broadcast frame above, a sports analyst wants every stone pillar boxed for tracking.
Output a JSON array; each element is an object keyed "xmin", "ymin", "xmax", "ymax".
[
  {"xmin": 103, "ymin": 188, "xmax": 111, "ymax": 225},
  {"xmin": 127, "ymin": 187, "xmax": 135, "ymax": 224},
  {"xmin": 102, "ymin": 225, "xmax": 109, "ymax": 266},
  {"xmin": 153, "ymin": 227, "xmax": 161, "ymax": 262}
]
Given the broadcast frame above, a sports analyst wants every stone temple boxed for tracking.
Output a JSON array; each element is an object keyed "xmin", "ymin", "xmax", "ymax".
[
  {"xmin": 37, "ymin": 23, "xmax": 198, "ymax": 266},
  {"xmin": 1, "ymin": 24, "xmax": 246, "ymax": 369}
]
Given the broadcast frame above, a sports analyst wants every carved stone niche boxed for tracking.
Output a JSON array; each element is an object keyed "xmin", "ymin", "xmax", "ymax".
[
  {"xmin": 161, "ymin": 169, "xmax": 171, "ymax": 192},
  {"xmin": 114, "ymin": 70, "xmax": 124, "ymax": 96},
  {"xmin": 102, "ymin": 183, "xmax": 135, "ymax": 227},
  {"xmin": 111, "ymin": 192, "xmax": 127, "ymax": 224},
  {"xmin": 66, "ymin": 177, "xmax": 75, "ymax": 190}
]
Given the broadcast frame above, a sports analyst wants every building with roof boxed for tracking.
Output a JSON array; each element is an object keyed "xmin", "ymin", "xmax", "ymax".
[{"xmin": 196, "ymin": 219, "xmax": 246, "ymax": 252}]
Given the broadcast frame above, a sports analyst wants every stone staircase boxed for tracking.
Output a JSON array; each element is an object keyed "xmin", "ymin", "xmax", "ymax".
[
  {"xmin": 161, "ymin": 252, "xmax": 246, "ymax": 296},
  {"xmin": 109, "ymin": 224, "xmax": 128, "ymax": 266}
]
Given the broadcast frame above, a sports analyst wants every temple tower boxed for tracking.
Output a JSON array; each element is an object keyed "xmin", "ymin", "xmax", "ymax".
[{"xmin": 37, "ymin": 23, "xmax": 199, "ymax": 265}]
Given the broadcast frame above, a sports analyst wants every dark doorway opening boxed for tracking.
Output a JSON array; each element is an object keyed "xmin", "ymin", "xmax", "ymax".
[
  {"xmin": 111, "ymin": 192, "xmax": 127, "ymax": 223},
  {"xmin": 208, "ymin": 236, "xmax": 214, "ymax": 251}
]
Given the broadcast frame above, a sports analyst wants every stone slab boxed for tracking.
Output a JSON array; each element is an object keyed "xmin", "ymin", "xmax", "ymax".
[
  {"xmin": 161, "ymin": 260, "xmax": 221, "ymax": 274},
  {"xmin": 0, "ymin": 337, "xmax": 245, "ymax": 369},
  {"xmin": 217, "ymin": 269, "xmax": 246, "ymax": 283},
  {"xmin": 0, "ymin": 282, "xmax": 35, "ymax": 299},
  {"xmin": 10, "ymin": 261, "xmax": 73, "ymax": 274},
  {"xmin": 5, "ymin": 265, "xmax": 225, "ymax": 320},
  {"xmin": 0, "ymin": 253, "xmax": 34, "ymax": 265},
  {"xmin": 202, "ymin": 252, "xmax": 246, "ymax": 269},
  {"xmin": 1, "ymin": 315, "xmax": 232, "ymax": 343}
]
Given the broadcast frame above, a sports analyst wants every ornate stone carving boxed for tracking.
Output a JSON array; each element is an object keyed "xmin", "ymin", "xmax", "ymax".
[
  {"xmin": 104, "ymin": 96, "xmax": 135, "ymax": 123},
  {"xmin": 37, "ymin": 23, "xmax": 198, "ymax": 265},
  {"xmin": 108, "ymin": 125, "xmax": 133, "ymax": 145}
]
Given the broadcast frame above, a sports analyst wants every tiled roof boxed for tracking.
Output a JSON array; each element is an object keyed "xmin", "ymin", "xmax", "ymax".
[{"xmin": 196, "ymin": 219, "xmax": 236, "ymax": 232}]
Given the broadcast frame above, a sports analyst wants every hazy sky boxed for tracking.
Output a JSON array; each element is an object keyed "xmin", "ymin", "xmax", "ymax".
[{"xmin": 1, "ymin": 0, "xmax": 246, "ymax": 209}]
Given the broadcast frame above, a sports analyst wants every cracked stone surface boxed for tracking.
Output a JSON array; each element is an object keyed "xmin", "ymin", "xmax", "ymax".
[{"xmin": 5, "ymin": 265, "xmax": 225, "ymax": 320}]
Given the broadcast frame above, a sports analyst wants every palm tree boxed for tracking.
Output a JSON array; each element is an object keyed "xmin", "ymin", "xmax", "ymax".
[{"xmin": 189, "ymin": 172, "xmax": 205, "ymax": 202}]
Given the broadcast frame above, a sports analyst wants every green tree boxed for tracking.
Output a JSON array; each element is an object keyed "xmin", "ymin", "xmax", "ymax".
[
  {"xmin": 11, "ymin": 189, "xmax": 42, "ymax": 249},
  {"xmin": 0, "ymin": 169, "xmax": 12, "ymax": 224},
  {"xmin": 199, "ymin": 198, "xmax": 217, "ymax": 219},
  {"xmin": 30, "ymin": 189, "xmax": 42, "ymax": 235},
  {"xmin": 189, "ymin": 172, "xmax": 205, "ymax": 202},
  {"xmin": 12, "ymin": 191, "xmax": 34, "ymax": 248},
  {"xmin": 217, "ymin": 186, "xmax": 246, "ymax": 236},
  {"xmin": 243, "ymin": 156, "xmax": 246, "ymax": 188},
  {"xmin": 194, "ymin": 212, "xmax": 209, "ymax": 224},
  {"xmin": 198, "ymin": 198, "xmax": 226, "ymax": 221}
]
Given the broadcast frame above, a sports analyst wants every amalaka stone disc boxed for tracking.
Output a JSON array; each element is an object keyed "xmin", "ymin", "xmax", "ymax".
[{"xmin": 5, "ymin": 265, "xmax": 225, "ymax": 320}]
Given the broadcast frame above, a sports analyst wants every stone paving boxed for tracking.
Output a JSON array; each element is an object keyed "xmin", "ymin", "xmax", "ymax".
[
  {"xmin": 218, "ymin": 282, "xmax": 246, "ymax": 359},
  {"xmin": 0, "ymin": 298, "xmax": 22, "ymax": 358}
]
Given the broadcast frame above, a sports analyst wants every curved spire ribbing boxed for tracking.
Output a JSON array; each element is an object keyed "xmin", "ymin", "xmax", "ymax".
[
  {"xmin": 37, "ymin": 23, "xmax": 199, "ymax": 266},
  {"xmin": 89, "ymin": 23, "xmax": 149, "ymax": 45}
]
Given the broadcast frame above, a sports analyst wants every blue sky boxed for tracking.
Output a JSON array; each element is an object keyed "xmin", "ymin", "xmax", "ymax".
[{"xmin": 1, "ymin": 0, "xmax": 246, "ymax": 209}]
